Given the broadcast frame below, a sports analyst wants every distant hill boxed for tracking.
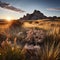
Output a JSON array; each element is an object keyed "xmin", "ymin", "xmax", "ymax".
[
  {"xmin": 20, "ymin": 10, "xmax": 47, "ymax": 20},
  {"xmin": 19, "ymin": 10, "xmax": 60, "ymax": 20},
  {"xmin": 0, "ymin": 19, "xmax": 8, "ymax": 25}
]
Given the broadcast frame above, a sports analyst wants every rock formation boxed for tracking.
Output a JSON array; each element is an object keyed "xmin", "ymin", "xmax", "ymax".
[{"xmin": 20, "ymin": 10, "xmax": 47, "ymax": 20}]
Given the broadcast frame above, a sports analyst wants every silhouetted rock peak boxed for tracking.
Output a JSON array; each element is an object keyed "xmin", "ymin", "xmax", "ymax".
[
  {"xmin": 33, "ymin": 10, "xmax": 41, "ymax": 14},
  {"xmin": 20, "ymin": 10, "xmax": 46, "ymax": 20}
]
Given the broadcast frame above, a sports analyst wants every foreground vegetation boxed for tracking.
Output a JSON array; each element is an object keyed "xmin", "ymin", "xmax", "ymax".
[{"xmin": 0, "ymin": 20, "xmax": 60, "ymax": 60}]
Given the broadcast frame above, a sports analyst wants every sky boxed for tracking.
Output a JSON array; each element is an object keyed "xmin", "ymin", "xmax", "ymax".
[{"xmin": 0, "ymin": 0, "xmax": 60, "ymax": 19}]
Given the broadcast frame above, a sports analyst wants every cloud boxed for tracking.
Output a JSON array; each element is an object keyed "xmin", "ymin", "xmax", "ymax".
[
  {"xmin": 47, "ymin": 8, "xmax": 60, "ymax": 11},
  {"xmin": 0, "ymin": 1, "xmax": 25, "ymax": 13}
]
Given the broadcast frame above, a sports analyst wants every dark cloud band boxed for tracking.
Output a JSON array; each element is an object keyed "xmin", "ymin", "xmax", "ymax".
[{"xmin": 0, "ymin": 1, "xmax": 25, "ymax": 12}]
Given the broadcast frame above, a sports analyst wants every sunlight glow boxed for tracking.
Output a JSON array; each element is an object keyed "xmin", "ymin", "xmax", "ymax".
[{"xmin": 6, "ymin": 16, "xmax": 12, "ymax": 21}]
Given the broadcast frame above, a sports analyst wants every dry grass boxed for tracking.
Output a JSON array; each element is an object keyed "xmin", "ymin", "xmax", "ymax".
[{"xmin": 0, "ymin": 19, "xmax": 60, "ymax": 60}]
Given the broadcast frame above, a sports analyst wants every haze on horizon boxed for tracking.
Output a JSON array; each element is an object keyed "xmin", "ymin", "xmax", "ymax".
[{"xmin": 0, "ymin": 0, "xmax": 60, "ymax": 19}]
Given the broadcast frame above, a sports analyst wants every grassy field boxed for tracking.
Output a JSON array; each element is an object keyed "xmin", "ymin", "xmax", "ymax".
[
  {"xmin": 0, "ymin": 19, "xmax": 60, "ymax": 60},
  {"xmin": 23, "ymin": 19, "xmax": 60, "ymax": 35}
]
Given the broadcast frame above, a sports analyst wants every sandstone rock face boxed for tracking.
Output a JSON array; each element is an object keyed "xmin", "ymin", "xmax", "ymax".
[{"xmin": 20, "ymin": 10, "xmax": 46, "ymax": 20}]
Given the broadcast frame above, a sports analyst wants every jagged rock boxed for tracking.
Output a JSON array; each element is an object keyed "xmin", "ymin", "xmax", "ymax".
[{"xmin": 20, "ymin": 10, "xmax": 46, "ymax": 20}]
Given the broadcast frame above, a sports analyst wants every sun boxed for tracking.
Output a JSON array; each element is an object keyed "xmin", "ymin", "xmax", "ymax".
[{"xmin": 6, "ymin": 16, "xmax": 12, "ymax": 21}]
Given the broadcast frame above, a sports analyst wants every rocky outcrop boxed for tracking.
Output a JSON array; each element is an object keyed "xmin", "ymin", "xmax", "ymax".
[{"xmin": 20, "ymin": 10, "xmax": 47, "ymax": 20}]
